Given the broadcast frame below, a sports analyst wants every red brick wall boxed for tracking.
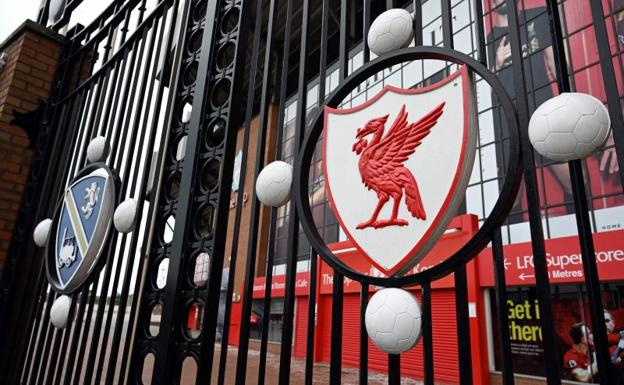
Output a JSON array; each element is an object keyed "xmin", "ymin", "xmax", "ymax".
[
  {"xmin": 0, "ymin": 21, "xmax": 64, "ymax": 276},
  {"xmin": 223, "ymin": 105, "xmax": 279, "ymax": 301}
]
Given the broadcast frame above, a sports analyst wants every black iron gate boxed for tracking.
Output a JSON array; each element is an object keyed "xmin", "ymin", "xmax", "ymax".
[{"xmin": 2, "ymin": 0, "xmax": 624, "ymax": 385}]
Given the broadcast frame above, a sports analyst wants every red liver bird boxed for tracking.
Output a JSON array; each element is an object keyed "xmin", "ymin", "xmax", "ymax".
[{"xmin": 351, "ymin": 103, "xmax": 445, "ymax": 229}]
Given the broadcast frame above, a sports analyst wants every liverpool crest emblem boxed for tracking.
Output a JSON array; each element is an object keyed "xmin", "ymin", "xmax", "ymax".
[
  {"xmin": 45, "ymin": 165, "xmax": 117, "ymax": 293},
  {"xmin": 323, "ymin": 66, "xmax": 477, "ymax": 276}
]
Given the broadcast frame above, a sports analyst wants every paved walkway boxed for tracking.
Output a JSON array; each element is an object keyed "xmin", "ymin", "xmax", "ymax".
[{"xmin": 143, "ymin": 344, "xmax": 425, "ymax": 384}]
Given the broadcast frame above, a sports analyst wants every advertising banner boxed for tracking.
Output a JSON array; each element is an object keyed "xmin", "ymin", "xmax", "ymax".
[
  {"xmin": 478, "ymin": 229, "xmax": 624, "ymax": 286},
  {"xmin": 489, "ymin": 285, "xmax": 624, "ymax": 383},
  {"xmin": 480, "ymin": 0, "xmax": 624, "ymax": 233}
]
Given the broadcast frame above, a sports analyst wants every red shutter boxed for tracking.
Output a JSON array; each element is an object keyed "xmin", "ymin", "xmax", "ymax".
[
  {"xmin": 318, "ymin": 296, "xmax": 332, "ymax": 362},
  {"xmin": 316, "ymin": 288, "xmax": 460, "ymax": 384},
  {"xmin": 294, "ymin": 297, "xmax": 309, "ymax": 359},
  {"xmin": 428, "ymin": 289, "xmax": 459, "ymax": 383},
  {"xmin": 342, "ymin": 294, "xmax": 364, "ymax": 367}
]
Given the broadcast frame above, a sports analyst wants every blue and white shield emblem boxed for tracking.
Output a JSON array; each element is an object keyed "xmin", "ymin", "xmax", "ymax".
[{"xmin": 47, "ymin": 166, "xmax": 116, "ymax": 293}]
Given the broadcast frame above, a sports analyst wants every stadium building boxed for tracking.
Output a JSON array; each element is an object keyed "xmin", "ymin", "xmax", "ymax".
[{"xmin": 1, "ymin": 0, "xmax": 624, "ymax": 385}]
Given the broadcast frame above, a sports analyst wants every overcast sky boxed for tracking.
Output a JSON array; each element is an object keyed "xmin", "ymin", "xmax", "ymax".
[
  {"xmin": 0, "ymin": 0, "xmax": 41, "ymax": 43},
  {"xmin": 0, "ymin": 0, "xmax": 113, "ymax": 44}
]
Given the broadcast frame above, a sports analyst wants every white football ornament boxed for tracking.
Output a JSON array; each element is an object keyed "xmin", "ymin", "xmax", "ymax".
[
  {"xmin": 255, "ymin": 161, "xmax": 293, "ymax": 207},
  {"xmin": 86, "ymin": 136, "xmax": 111, "ymax": 163},
  {"xmin": 365, "ymin": 288, "xmax": 422, "ymax": 354},
  {"xmin": 114, "ymin": 198, "xmax": 138, "ymax": 233},
  {"xmin": 529, "ymin": 93, "xmax": 611, "ymax": 162},
  {"xmin": 49, "ymin": 0, "xmax": 67, "ymax": 24},
  {"xmin": 367, "ymin": 8, "xmax": 414, "ymax": 56},
  {"xmin": 33, "ymin": 218, "xmax": 53, "ymax": 247},
  {"xmin": 50, "ymin": 295, "xmax": 72, "ymax": 329}
]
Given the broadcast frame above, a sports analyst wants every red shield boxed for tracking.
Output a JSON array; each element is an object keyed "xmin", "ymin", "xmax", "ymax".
[{"xmin": 323, "ymin": 65, "xmax": 476, "ymax": 276}]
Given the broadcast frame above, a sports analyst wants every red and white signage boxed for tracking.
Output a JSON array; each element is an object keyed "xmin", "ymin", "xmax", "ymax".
[
  {"xmin": 252, "ymin": 272, "xmax": 310, "ymax": 298},
  {"xmin": 323, "ymin": 66, "xmax": 477, "ymax": 276},
  {"xmin": 478, "ymin": 229, "xmax": 624, "ymax": 286},
  {"xmin": 321, "ymin": 215, "xmax": 481, "ymax": 292}
]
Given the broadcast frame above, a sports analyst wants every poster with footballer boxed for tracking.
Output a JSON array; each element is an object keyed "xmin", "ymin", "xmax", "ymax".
[{"xmin": 322, "ymin": 66, "xmax": 477, "ymax": 276}]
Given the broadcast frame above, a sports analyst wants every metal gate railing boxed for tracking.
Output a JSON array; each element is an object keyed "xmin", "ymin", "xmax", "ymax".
[
  {"xmin": 2, "ymin": 0, "xmax": 624, "ymax": 385},
  {"xmin": 0, "ymin": 0, "xmax": 182, "ymax": 384}
]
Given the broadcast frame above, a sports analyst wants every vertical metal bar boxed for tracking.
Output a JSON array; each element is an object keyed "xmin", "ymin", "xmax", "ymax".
[
  {"xmin": 274, "ymin": 0, "xmax": 294, "ymax": 155},
  {"xmin": 234, "ymin": 0, "xmax": 269, "ymax": 382},
  {"xmin": 216, "ymin": 24, "xmax": 262, "ymax": 385},
  {"xmin": 303, "ymin": 251, "xmax": 318, "ymax": 385},
  {"xmin": 83, "ymin": 29, "xmax": 148, "ymax": 385},
  {"xmin": 29, "ymin": 291, "xmax": 56, "ymax": 385},
  {"xmin": 388, "ymin": 354, "xmax": 400, "ymax": 385},
  {"xmin": 27, "ymin": 104, "xmax": 73, "ymax": 385},
  {"xmin": 544, "ymin": 1, "xmax": 611, "ymax": 382},
  {"xmin": 278, "ymin": 0, "xmax": 311, "ymax": 382},
  {"xmin": 149, "ymin": 0, "xmax": 212, "ymax": 382},
  {"xmin": 589, "ymin": 1, "xmax": 624, "ymax": 187},
  {"xmin": 42, "ymin": 330, "xmax": 62, "ymax": 385},
  {"xmin": 421, "ymin": 280, "xmax": 434, "ymax": 385},
  {"xmin": 386, "ymin": 0, "xmax": 395, "ymax": 10},
  {"xmin": 195, "ymin": 0, "xmax": 254, "ymax": 383},
  {"xmin": 56, "ymin": 287, "xmax": 89, "ymax": 385},
  {"xmin": 455, "ymin": 264, "xmax": 473, "ymax": 385},
  {"xmin": 51, "ymin": 289, "xmax": 85, "ymax": 385},
  {"xmin": 319, "ymin": 0, "xmax": 329, "ymax": 100},
  {"xmin": 362, "ymin": 0, "xmax": 371, "ymax": 64},
  {"xmin": 46, "ymin": 90, "xmax": 89, "ymax": 385},
  {"xmin": 21, "ymin": 276, "xmax": 48, "ymax": 383},
  {"xmin": 359, "ymin": 283, "xmax": 368, "ymax": 385},
  {"xmin": 94, "ymin": 23, "xmax": 156, "ymax": 385},
  {"xmin": 507, "ymin": 2, "xmax": 560, "ymax": 383},
  {"xmin": 258, "ymin": 7, "xmax": 290, "ymax": 382},
  {"xmin": 21, "ymin": 283, "xmax": 48, "ymax": 385},
  {"xmin": 329, "ymin": 271, "xmax": 343, "ymax": 385},
  {"xmin": 250, "ymin": 1, "xmax": 292, "ymax": 383},
  {"xmin": 570, "ymin": 160, "xmax": 611, "ymax": 384},
  {"xmin": 98, "ymin": 10, "xmax": 134, "ymax": 166},
  {"xmin": 45, "ymin": 313, "xmax": 72, "ymax": 385},
  {"xmin": 257, "ymin": 246, "xmax": 277, "ymax": 385},
  {"xmin": 64, "ymin": 83, "xmax": 96, "ymax": 183},
  {"xmin": 441, "ymin": 0, "xmax": 453, "ymax": 48},
  {"xmin": 103, "ymin": 15, "xmax": 170, "ymax": 385},
  {"xmin": 473, "ymin": 0, "xmax": 487, "ymax": 64},
  {"xmin": 27, "ymin": 59, "xmax": 76, "ymax": 374},
  {"xmin": 218, "ymin": 0, "xmax": 282, "ymax": 382},
  {"xmin": 339, "ymin": 0, "xmax": 348, "ymax": 81},
  {"xmin": 413, "ymin": 0, "xmax": 422, "ymax": 46},
  {"xmin": 85, "ymin": 34, "xmax": 116, "ymax": 143},
  {"xmin": 123, "ymin": 1, "xmax": 190, "ymax": 381},
  {"xmin": 71, "ymin": 281, "xmax": 100, "ymax": 385},
  {"xmin": 119, "ymin": 10, "xmax": 183, "ymax": 385},
  {"xmin": 492, "ymin": 229, "xmax": 514, "ymax": 385}
]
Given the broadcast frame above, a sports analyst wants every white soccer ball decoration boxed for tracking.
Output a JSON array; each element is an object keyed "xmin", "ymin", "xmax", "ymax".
[
  {"xmin": 529, "ymin": 93, "xmax": 611, "ymax": 162},
  {"xmin": 255, "ymin": 161, "xmax": 293, "ymax": 207},
  {"xmin": 33, "ymin": 218, "xmax": 53, "ymax": 247},
  {"xmin": 114, "ymin": 198, "xmax": 138, "ymax": 233},
  {"xmin": 365, "ymin": 288, "xmax": 422, "ymax": 354},
  {"xmin": 50, "ymin": 295, "xmax": 72, "ymax": 329},
  {"xmin": 86, "ymin": 136, "xmax": 110, "ymax": 163},
  {"xmin": 367, "ymin": 9, "xmax": 414, "ymax": 56},
  {"xmin": 49, "ymin": 0, "xmax": 67, "ymax": 24}
]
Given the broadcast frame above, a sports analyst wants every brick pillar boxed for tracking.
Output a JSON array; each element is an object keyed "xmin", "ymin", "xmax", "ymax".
[{"xmin": 0, "ymin": 21, "xmax": 64, "ymax": 277}]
